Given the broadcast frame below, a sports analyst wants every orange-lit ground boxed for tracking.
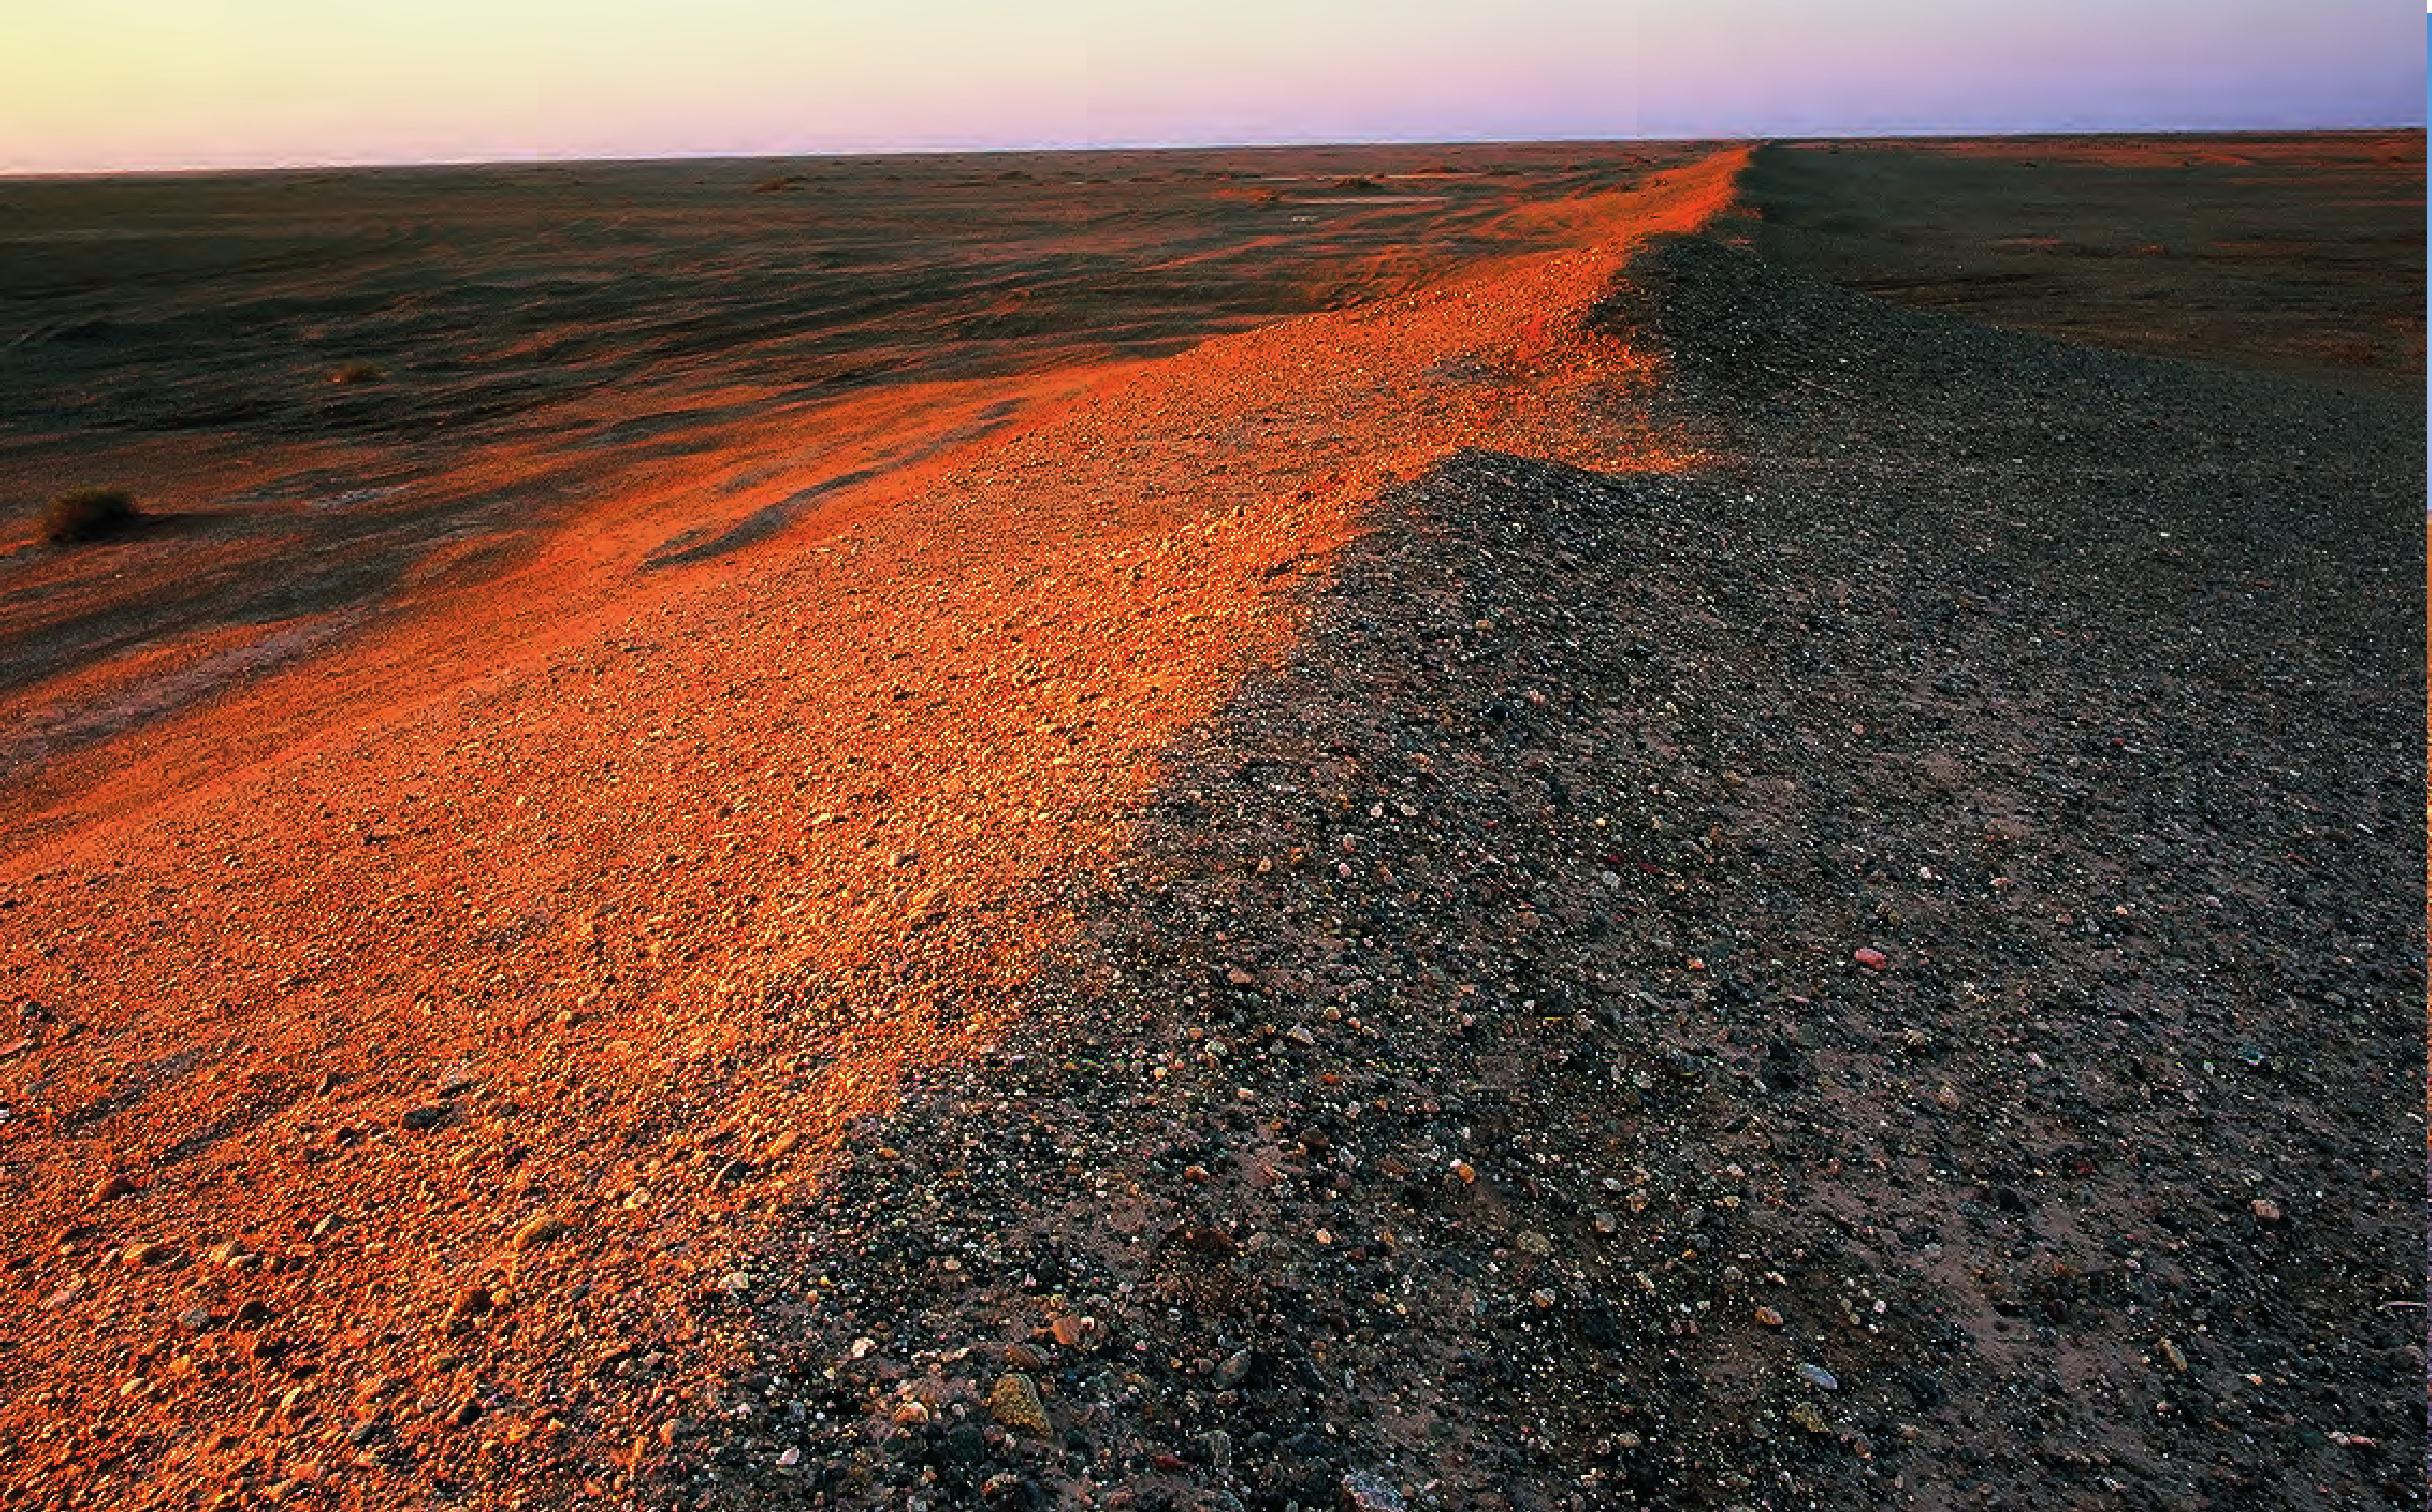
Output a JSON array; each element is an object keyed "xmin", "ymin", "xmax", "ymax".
[{"xmin": 0, "ymin": 150, "xmax": 1743, "ymax": 1508}]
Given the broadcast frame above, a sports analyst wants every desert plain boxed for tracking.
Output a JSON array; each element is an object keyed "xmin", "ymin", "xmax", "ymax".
[{"xmin": 0, "ymin": 133, "xmax": 2422, "ymax": 1511}]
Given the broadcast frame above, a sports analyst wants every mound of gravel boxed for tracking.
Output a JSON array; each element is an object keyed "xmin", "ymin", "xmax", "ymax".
[{"xmin": 676, "ymin": 235, "xmax": 2423, "ymax": 1511}]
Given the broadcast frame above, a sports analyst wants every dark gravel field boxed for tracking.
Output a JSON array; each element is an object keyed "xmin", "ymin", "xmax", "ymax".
[{"xmin": 672, "ymin": 231, "xmax": 2423, "ymax": 1511}]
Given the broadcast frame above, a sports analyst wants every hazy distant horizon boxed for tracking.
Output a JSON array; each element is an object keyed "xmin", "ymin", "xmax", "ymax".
[
  {"xmin": 3, "ymin": 121, "xmax": 2424, "ymax": 183},
  {"xmin": 4, "ymin": 1, "xmax": 2419, "ymax": 176}
]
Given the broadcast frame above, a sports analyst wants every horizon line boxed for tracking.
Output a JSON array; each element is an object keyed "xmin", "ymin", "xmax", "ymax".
[{"xmin": 4, "ymin": 119, "xmax": 2422, "ymax": 184}]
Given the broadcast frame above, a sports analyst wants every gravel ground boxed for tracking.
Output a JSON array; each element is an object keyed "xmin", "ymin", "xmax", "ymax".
[{"xmin": 672, "ymin": 234, "xmax": 2423, "ymax": 1511}]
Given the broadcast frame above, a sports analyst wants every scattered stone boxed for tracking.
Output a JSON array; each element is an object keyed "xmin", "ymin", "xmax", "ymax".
[
  {"xmin": 1049, "ymin": 1314, "xmax": 1092, "ymax": 1349},
  {"xmin": 400, "ymin": 1104, "xmax": 453, "ymax": 1131},
  {"xmin": 510, "ymin": 1213, "xmax": 569, "ymax": 1252},
  {"xmin": 1852, "ymin": 947, "xmax": 1890, "ymax": 971},
  {"xmin": 1797, "ymin": 1362, "xmax": 1839, "ymax": 1391},
  {"xmin": 987, "ymin": 1372, "xmax": 1051, "ymax": 1436},
  {"xmin": 1341, "ymin": 1470, "xmax": 1408, "ymax": 1512}
]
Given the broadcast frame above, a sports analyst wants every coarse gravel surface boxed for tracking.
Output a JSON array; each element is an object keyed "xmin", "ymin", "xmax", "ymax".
[
  {"xmin": 680, "ymin": 234, "xmax": 2424, "ymax": 1511},
  {"xmin": 0, "ymin": 154, "xmax": 1739, "ymax": 1512}
]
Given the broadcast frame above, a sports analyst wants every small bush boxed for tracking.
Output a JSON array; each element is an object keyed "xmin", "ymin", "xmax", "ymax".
[{"xmin": 42, "ymin": 488, "xmax": 141, "ymax": 544}]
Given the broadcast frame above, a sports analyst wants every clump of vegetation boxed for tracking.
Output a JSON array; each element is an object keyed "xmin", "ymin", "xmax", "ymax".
[
  {"xmin": 329, "ymin": 360, "xmax": 386, "ymax": 386},
  {"xmin": 41, "ymin": 488, "xmax": 141, "ymax": 544}
]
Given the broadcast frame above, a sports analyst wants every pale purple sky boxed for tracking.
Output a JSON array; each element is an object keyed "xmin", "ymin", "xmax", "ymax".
[{"xmin": 3, "ymin": 0, "xmax": 2421, "ymax": 174}]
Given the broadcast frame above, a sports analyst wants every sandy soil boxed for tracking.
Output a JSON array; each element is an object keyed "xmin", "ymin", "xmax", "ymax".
[{"xmin": 0, "ymin": 134, "xmax": 2419, "ymax": 1512}]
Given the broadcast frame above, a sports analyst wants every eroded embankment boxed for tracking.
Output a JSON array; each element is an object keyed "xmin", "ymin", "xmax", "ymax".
[
  {"xmin": 0, "ymin": 152, "xmax": 1747, "ymax": 1511},
  {"xmin": 672, "ymin": 214, "xmax": 2423, "ymax": 1508}
]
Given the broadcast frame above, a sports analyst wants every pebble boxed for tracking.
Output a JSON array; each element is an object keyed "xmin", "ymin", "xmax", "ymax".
[
  {"xmin": 1341, "ymin": 1470, "xmax": 1408, "ymax": 1512},
  {"xmin": 987, "ymin": 1372, "xmax": 1051, "ymax": 1435},
  {"xmin": 1852, "ymin": 947, "xmax": 1890, "ymax": 971},
  {"xmin": 509, "ymin": 1213, "xmax": 569, "ymax": 1252},
  {"xmin": 1796, "ymin": 1362, "xmax": 1838, "ymax": 1391}
]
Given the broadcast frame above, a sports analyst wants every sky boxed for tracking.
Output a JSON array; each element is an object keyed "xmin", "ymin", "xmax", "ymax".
[{"xmin": 1, "ymin": 0, "xmax": 2422, "ymax": 174}]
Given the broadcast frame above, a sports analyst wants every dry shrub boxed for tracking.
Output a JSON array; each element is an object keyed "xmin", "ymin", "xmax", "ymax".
[{"xmin": 42, "ymin": 488, "xmax": 140, "ymax": 544}]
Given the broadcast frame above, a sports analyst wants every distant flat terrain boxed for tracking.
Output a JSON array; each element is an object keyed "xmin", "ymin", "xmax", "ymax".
[
  {"xmin": 0, "ymin": 143, "xmax": 1701, "ymax": 451},
  {"xmin": 1740, "ymin": 132, "xmax": 2424, "ymax": 388}
]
